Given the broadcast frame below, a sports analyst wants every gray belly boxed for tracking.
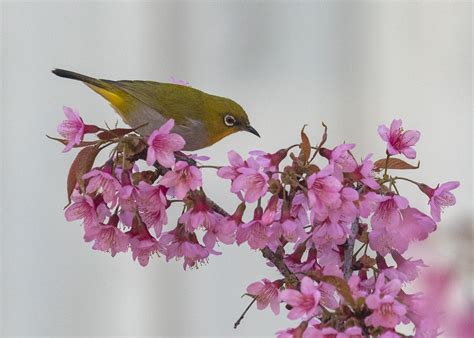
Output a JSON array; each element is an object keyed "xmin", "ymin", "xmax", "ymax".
[{"xmin": 116, "ymin": 105, "xmax": 208, "ymax": 151}]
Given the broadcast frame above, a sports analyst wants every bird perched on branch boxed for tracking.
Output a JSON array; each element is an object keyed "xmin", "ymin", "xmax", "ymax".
[{"xmin": 52, "ymin": 68, "xmax": 259, "ymax": 151}]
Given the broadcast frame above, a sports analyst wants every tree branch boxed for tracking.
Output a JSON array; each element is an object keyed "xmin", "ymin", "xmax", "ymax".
[
  {"xmin": 343, "ymin": 218, "xmax": 360, "ymax": 280},
  {"xmin": 262, "ymin": 247, "xmax": 300, "ymax": 287}
]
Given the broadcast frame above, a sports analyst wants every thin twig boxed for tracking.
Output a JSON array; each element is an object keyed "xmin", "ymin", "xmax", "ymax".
[{"xmin": 234, "ymin": 297, "xmax": 257, "ymax": 329}]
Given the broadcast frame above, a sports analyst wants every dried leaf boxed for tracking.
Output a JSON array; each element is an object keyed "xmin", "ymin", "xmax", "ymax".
[
  {"xmin": 374, "ymin": 157, "xmax": 420, "ymax": 170},
  {"xmin": 319, "ymin": 122, "xmax": 328, "ymax": 147},
  {"xmin": 320, "ymin": 275, "xmax": 356, "ymax": 307},
  {"xmin": 299, "ymin": 125, "xmax": 311, "ymax": 163},
  {"xmin": 67, "ymin": 146, "xmax": 101, "ymax": 201}
]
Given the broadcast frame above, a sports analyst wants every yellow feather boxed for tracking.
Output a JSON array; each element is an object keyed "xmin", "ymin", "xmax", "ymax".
[{"xmin": 87, "ymin": 85, "xmax": 124, "ymax": 110}]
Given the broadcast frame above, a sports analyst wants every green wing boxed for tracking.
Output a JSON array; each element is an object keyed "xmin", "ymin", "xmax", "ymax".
[{"xmin": 103, "ymin": 80, "xmax": 205, "ymax": 125}]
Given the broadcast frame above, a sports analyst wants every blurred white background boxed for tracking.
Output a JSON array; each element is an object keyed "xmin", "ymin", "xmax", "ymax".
[{"xmin": 1, "ymin": 1, "xmax": 472, "ymax": 336}]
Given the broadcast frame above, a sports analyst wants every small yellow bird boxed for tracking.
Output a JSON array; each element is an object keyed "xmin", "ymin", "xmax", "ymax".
[{"xmin": 52, "ymin": 69, "xmax": 259, "ymax": 150}]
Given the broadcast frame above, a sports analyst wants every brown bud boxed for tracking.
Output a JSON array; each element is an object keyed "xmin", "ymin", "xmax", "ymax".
[{"xmin": 268, "ymin": 178, "xmax": 282, "ymax": 195}]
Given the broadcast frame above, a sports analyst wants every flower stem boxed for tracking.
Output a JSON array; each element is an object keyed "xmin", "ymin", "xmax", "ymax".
[
  {"xmin": 198, "ymin": 165, "xmax": 222, "ymax": 170},
  {"xmin": 393, "ymin": 176, "xmax": 421, "ymax": 187},
  {"xmin": 383, "ymin": 153, "xmax": 390, "ymax": 178}
]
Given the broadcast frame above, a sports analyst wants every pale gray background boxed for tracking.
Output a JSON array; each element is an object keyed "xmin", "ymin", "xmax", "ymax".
[{"xmin": 1, "ymin": 1, "xmax": 472, "ymax": 337}]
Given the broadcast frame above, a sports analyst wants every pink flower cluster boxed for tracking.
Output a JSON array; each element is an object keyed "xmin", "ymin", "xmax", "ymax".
[{"xmin": 54, "ymin": 112, "xmax": 459, "ymax": 337}]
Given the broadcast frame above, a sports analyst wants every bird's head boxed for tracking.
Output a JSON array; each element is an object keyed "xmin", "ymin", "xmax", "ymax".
[{"xmin": 203, "ymin": 95, "xmax": 260, "ymax": 147}]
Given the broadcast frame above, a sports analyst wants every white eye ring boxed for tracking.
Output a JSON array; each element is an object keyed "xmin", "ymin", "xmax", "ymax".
[{"xmin": 224, "ymin": 114, "xmax": 236, "ymax": 127}]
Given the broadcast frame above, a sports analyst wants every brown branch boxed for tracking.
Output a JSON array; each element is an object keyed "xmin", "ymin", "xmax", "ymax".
[
  {"xmin": 343, "ymin": 217, "xmax": 360, "ymax": 280},
  {"xmin": 262, "ymin": 247, "xmax": 300, "ymax": 287},
  {"xmin": 206, "ymin": 197, "xmax": 230, "ymax": 217}
]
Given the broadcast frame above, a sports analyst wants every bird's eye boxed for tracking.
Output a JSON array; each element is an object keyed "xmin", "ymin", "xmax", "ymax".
[{"xmin": 224, "ymin": 114, "xmax": 236, "ymax": 127}]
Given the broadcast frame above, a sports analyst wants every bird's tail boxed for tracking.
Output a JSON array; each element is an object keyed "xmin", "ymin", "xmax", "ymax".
[
  {"xmin": 52, "ymin": 68, "xmax": 129, "ymax": 114},
  {"xmin": 52, "ymin": 68, "xmax": 106, "ymax": 88}
]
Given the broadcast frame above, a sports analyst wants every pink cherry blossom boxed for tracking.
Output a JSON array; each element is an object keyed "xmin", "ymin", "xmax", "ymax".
[
  {"xmin": 203, "ymin": 217, "xmax": 236, "ymax": 249},
  {"xmin": 370, "ymin": 197, "xmax": 435, "ymax": 255},
  {"xmin": 118, "ymin": 183, "xmax": 140, "ymax": 212},
  {"xmin": 419, "ymin": 181, "xmax": 459, "ymax": 222},
  {"xmin": 316, "ymin": 265, "xmax": 342, "ymax": 310},
  {"xmin": 178, "ymin": 193, "xmax": 221, "ymax": 234},
  {"xmin": 328, "ymin": 187, "xmax": 359, "ymax": 224},
  {"xmin": 371, "ymin": 195, "xmax": 409, "ymax": 230},
  {"xmin": 217, "ymin": 150, "xmax": 246, "ymax": 180},
  {"xmin": 280, "ymin": 277, "xmax": 321, "ymax": 320},
  {"xmin": 129, "ymin": 235, "xmax": 164, "ymax": 267},
  {"xmin": 359, "ymin": 192, "xmax": 384, "ymax": 218},
  {"xmin": 400, "ymin": 207, "xmax": 436, "ymax": 242},
  {"xmin": 378, "ymin": 119, "xmax": 420, "ymax": 159},
  {"xmin": 146, "ymin": 119, "xmax": 185, "ymax": 168},
  {"xmin": 83, "ymin": 168, "xmax": 121, "ymax": 205},
  {"xmin": 352, "ymin": 154, "xmax": 380, "ymax": 190},
  {"xmin": 284, "ymin": 246, "xmax": 317, "ymax": 274},
  {"xmin": 307, "ymin": 165, "xmax": 342, "ymax": 222},
  {"xmin": 316, "ymin": 242, "xmax": 342, "ymax": 267},
  {"xmin": 347, "ymin": 275, "xmax": 369, "ymax": 299},
  {"xmin": 238, "ymin": 207, "xmax": 278, "ymax": 250},
  {"xmin": 291, "ymin": 192, "xmax": 310, "ymax": 225},
  {"xmin": 276, "ymin": 327, "xmax": 298, "ymax": 338},
  {"xmin": 65, "ymin": 191, "xmax": 99, "ymax": 227},
  {"xmin": 336, "ymin": 326, "xmax": 363, "ymax": 338},
  {"xmin": 83, "ymin": 216, "xmax": 129, "ymax": 257},
  {"xmin": 57, "ymin": 106, "xmax": 86, "ymax": 152},
  {"xmin": 160, "ymin": 226, "xmax": 210, "ymax": 269},
  {"xmin": 160, "ymin": 161, "xmax": 202, "ymax": 199},
  {"xmin": 231, "ymin": 157, "xmax": 269, "ymax": 203},
  {"xmin": 365, "ymin": 273, "xmax": 407, "ymax": 328},
  {"xmin": 249, "ymin": 148, "xmax": 288, "ymax": 172},
  {"xmin": 371, "ymin": 206, "xmax": 435, "ymax": 257},
  {"xmin": 320, "ymin": 143, "xmax": 357, "ymax": 180},
  {"xmin": 384, "ymin": 251, "xmax": 427, "ymax": 283},
  {"xmin": 246, "ymin": 278, "xmax": 281, "ymax": 315},
  {"xmin": 304, "ymin": 326, "xmax": 339, "ymax": 337},
  {"xmin": 313, "ymin": 218, "xmax": 351, "ymax": 247},
  {"xmin": 280, "ymin": 217, "xmax": 307, "ymax": 243},
  {"xmin": 137, "ymin": 182, "xmax": 168, "ymax": 237}
]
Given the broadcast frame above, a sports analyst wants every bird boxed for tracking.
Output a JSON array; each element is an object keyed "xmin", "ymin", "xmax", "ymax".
[{"xmin": 52, "ymin": 68, "xmax": 259, "ymax": 151}]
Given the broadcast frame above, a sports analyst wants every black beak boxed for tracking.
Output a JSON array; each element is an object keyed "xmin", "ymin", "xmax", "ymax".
[{"xmin": 246, "ymin": 125, "xmax": 260, "ymax": 138}]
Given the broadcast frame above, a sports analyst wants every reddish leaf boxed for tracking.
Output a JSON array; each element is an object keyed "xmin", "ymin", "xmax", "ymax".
[
  {"xmin": 319, "ymin": 122, "xmax": 328, "ymax": 147},
  {"xmin": 374, "ymin": 157, "xmax": 420, "ymax": 170},
  {"xmin": 320, "ymin": 275, "xmax": 356, "ymax": 307},
  {"xmin": 97, "ymin": 128, "xmax": 136, "ymax": 140},
  {"xmin": 299, "ymin": 125, "xmax": 311, "ymax": 163},
  {"xmin": 46, "ymin": 135, "xmax": 98, "ymax": 148},
  {"xmin": 67, "ymin": 146, "xmax": 101, "ymax": 201}
]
